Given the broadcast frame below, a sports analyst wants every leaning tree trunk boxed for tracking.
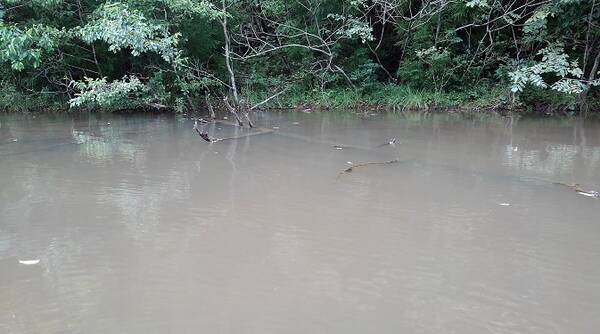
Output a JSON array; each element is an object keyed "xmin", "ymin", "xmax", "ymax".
[
  {"xmin": 220, "ymin": 0, "xmax": 252, "ymax": 127},
  {"xmin": 579, "ymin": 0, "xmax": 598, "ymax": 115}
]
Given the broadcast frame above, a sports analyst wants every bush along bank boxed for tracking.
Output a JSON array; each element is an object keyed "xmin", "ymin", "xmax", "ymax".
[{"xmin": 1, "ymin": 0, "xmax": 598, "ymax": 115}]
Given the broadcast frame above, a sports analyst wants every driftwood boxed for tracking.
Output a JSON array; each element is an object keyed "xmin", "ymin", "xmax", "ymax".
[
  {"xmin": 553, "ymin": 181, "xmax": 600, "ymax": 199},
  {"xmin": 191, "ymin": 117, "xmax": 598, "ymax": 200},
  {"xmin": 273, "ymin": 131, "xmax": 376, "ymax": 151},
  {"xmin": 193, "ymin": 120, "xmax": 214, "ymax": 142},
  {"xmin": 193, "ymin": 119, "xmax": 273, "ymax": 143},
  {"xmin": 273, "ymin": 129, "xmax": 401, "ymax": 152},
  {"xmin": 194, "ymin": 109, "xmax": 399, "ymax": 152},
  {"xmin": 214, "ymin": 130, "xmax": 273, "ymax": 142},
  {"xmin": 521, "ymin": 176, "xmax": 599, "ymax": 199},
  {"xmin": 337, "ymin": 159, "xmax": 402, "ymax": 178}
]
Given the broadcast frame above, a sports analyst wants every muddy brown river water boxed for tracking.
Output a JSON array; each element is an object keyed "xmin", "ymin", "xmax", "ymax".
[{"xmin": 1, "ymin": 111, "xmax": 600, "ymax": 333}]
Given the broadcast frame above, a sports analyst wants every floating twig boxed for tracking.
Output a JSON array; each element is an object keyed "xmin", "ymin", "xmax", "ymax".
[
  {"xmin": 214, "ymin": 131, "xmax": 273, "ymax": 142},
  {"xmin": 193, "ymin": 119, "xmax": 273, "ymax": 143},
  {"xmin": 337, "ymin": 159, "xmax": 401, "ymax": 178}
]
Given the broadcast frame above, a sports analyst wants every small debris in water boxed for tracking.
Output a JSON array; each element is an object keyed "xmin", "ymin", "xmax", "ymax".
[
  {"xmin": 376, "ymin": 138, "xmax": 397, "ymax": 148},
  {"xmin": 577, "ymin": 191, "xmax": 599, "ymax": 198},
  {"xmin": 19, "ymin": 259, "xmax": 40, "ymax": 265},
  {"xmin": 499, "ymin": 203, "xmax": 511, "ymax": 206}
]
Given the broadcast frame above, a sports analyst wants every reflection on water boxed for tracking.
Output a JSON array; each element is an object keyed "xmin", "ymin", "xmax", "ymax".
[{"xmin": 1, "ymin": 112, "xmax": 600, "ymax": 333}]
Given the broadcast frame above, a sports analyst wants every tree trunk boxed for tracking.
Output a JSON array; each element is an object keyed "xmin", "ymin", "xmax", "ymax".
[
  {"xmin": 579, "ymin": 50, "xmax": 600, "ymax": 114},
  {"xmin": 206, "ymin": 94, "xmax": 216, "ymax": 119}
]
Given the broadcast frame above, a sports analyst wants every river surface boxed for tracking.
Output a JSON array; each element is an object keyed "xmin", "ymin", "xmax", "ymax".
[{"xmin": 1, "ymin": 111, "xmax": 600, "ymax": 333}]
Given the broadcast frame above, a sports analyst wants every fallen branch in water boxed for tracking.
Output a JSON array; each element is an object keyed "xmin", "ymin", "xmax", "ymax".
[
  {"xmin": 553, "ymin": 181, "xmax": 600, "ymax": 199},
  {"xmin": 213, "ymin": 130, "xmax": 273, "ymax": 142},
  {"xmin": 272, "ymin": 131, "xmax": 374, "ymax": 150},
  {"xmin": 337, "ymin": 159, "xmax": 401, "ymax": 178},
  {"xmin": 553, "ymin": 181, "xmax": 583, "ymax": 191},
  {"xmin": 193, "ymin": 119, "xmax": 274, "ymax": 143},
  {"xmin": 193, "ymin": 120, "xmax": 215, "ymax": 142}
]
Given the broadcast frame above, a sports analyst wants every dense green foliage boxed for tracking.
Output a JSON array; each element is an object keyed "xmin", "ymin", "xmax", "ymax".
[{"xmin": 0, "ymin": 0, "xmax": 599, "ymax": 113}]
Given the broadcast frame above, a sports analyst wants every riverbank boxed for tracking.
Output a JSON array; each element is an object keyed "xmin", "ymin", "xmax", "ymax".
[{"xmin": 1, "ymin": 84, "xmax": 595, "ymax": 116}]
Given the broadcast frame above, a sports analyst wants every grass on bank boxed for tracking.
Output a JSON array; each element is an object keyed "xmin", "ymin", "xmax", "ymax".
[
  {"xmin": 1, "ymin": 82, "xmax": 589, "ymax": 115},
  {"xmin": 244, "ymin": 85, "xmax": 504, "ymax": 110},
  {"xmin": 245, "ymin": 84, "xmax": 581, "ymax": 114}
]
